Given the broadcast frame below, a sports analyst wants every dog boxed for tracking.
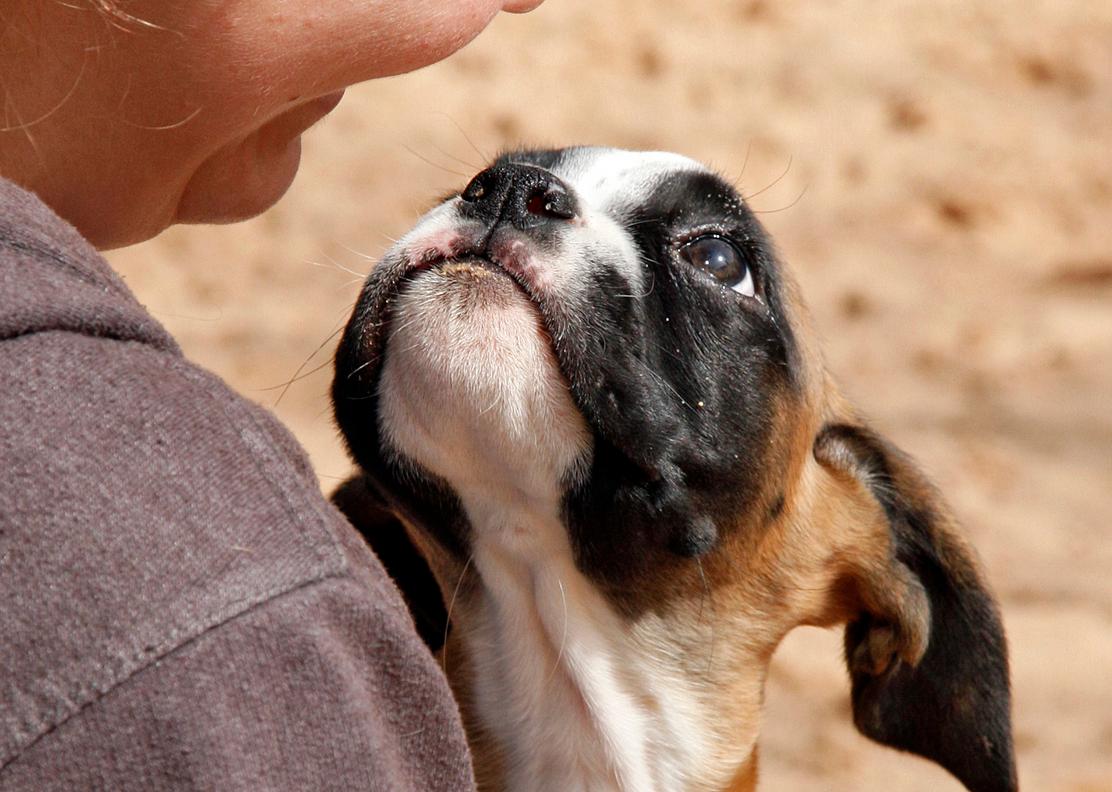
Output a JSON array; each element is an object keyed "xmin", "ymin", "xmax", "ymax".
[{"xmin": 331, "ymin": 147, "xmax": 1016, "ymax": 792}]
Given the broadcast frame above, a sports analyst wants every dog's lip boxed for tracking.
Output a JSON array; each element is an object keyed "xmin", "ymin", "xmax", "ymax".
[
  {"xmin": 343, "ymin": 247, "xmax": 559, "ymax": 390},
  {"xmin": 394, "ymin": 251, "xmax": 552, "ymax": 332},
  {"xmin": 403, "ymin": 251, "xmax": 538, "ymax": 302}
]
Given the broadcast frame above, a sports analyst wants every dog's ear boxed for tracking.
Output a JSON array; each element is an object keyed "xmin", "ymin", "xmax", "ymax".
[
  {"xmin": 814, "ymin": 424, "xmax": 1017, "ymax": 792},
  {"xmin": 331, "ymin": 475, "xmax": 448, "ymax": 652}
]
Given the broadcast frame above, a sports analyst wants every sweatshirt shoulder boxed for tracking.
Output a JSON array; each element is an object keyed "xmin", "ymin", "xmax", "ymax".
[
  {"xmin": 0, "ymin": 318, "xmax": 409, "ymax": 776},
  {"xmin": 0, "ymin": 177, "xmax": 175, "ymax": 350},
  {"xmin": 0, "ymin": 178, "xmax": 434, "ymax": 779}
]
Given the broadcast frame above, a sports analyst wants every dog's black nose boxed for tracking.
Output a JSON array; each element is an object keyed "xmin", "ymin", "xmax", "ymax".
[{"xmin": 459, "ymin": 163, "xmax": 577, "ymax": 230}]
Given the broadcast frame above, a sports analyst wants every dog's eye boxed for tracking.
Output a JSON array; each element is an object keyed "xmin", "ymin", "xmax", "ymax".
[{"xmin": 679, "ymin": 237, "xmax": 755, "ymax": 297}]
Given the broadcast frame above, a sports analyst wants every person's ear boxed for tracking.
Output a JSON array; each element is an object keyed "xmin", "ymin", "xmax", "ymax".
[{"xmin": 814, "ymin": 423, "xmax": 1017, "ymax": 792}]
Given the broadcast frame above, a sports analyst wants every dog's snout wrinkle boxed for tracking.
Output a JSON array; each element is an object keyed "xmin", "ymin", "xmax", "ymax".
[{"xmin": 461, "ymin": 162, "xmax": 578, "ymax": 232}]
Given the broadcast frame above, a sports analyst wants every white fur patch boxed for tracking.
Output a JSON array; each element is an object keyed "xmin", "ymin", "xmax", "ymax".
[
  {"xmin": 555, "ymin": 148, "xmax": 704, "ymax": 214},
  {"xmin": 377, "ymin": 265, "xmax": 589, "ymax": 508}
]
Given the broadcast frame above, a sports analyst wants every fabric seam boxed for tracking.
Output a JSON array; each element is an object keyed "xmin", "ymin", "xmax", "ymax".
[
  {"xmin": 0, "ymin": 224, "xmax": 132, "ymax": 299},
  {"xmin": 1, "ymin": 331, "xmax": 352, "ymax": 769},
  {"xmin": 0, "ymin": 571, "xmax": 354, "ymax": 775}
]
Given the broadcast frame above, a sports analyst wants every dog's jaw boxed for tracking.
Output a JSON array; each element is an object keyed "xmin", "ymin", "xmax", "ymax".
[{"xmin": 377, "ymin": 262, "xmax": 590, "ymax": 525}]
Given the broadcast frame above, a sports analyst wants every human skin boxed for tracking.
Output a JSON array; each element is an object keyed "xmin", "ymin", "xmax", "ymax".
[{"xmin": 0, "ymin": 0, "xmax": 542, "ymax": 250}]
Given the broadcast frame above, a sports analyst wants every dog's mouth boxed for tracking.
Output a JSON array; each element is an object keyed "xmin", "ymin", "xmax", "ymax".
[
  {"xmin": 361, "ymin": 248, "xmax": 559, "ymax": 378},
  {"xmin": 408, "ymin": 254, "xmax": 541, "ymax": 310}
]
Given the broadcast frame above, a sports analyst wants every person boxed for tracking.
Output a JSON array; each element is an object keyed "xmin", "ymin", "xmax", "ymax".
[{"xmin": 0, "ymin": 1, "xmax": 541, "ymax": 789}]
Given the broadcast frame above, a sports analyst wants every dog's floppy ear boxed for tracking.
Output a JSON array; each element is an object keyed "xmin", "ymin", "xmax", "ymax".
[
  {"xmin": 331, "ymin": 475, "xmax": 448, "ymax": 652},
  {"xmin": 814, "ymin": 423, "xmax": 1017, "ymax": 792}
]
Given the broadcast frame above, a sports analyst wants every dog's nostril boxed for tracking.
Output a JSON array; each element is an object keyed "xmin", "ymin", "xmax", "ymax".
[
  {"xmin": 458, "ymin": 163, "xmax": 578, "ymax": 227},
  {"xmin": 526, "ymin": 183, "xmax": 575, "ymax": 220},
  {"xmin": 461, "ymin": 175, "xmax": 487, "ymax": 202},
  {"xmin": 525, "ymin": 189, "xmax": 547, "ymax": 216}
]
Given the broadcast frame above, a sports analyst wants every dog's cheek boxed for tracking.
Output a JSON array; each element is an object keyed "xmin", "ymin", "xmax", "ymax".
[{"xmin": 559, "ymin": 299, "xmax": 801, "ymax": 590}]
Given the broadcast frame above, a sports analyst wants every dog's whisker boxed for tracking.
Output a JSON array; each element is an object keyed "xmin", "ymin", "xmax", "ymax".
[
  {"xmin": 336, "ymin": 276, "xmax": 365, "ymax": 292},
  {"xmin": 616, "ymin": 266, "xmax": 656, "ymax": 299},
  {"xmin": 715, "ymin": 139, "xmax": 757, "ymax": 197},
  {"xmin": 542, "ymin": 577, "xmax": 570, "ymax": 692},
  {"xmin": 344, "ymin": 358, "xmax": 377, "ymax": 381},
  {"xmin": 477, "ymin": 393, "xmax": 504, "ymax": 416},
  {"xmin": 628, "ymin": 353, "xmax": 699, "ymax": 415},
  {"xmin": 695, "ymin": 558, "xmax": 710, "ymax": 624},
  {"xmin": 309, "ymin": 252, "xmax": 368, "ymax": 279},
  {"xmin": 740, "ymin": 153, "xmax": 794, "ymax": 203},
  {"xmin": 620, "ymin": 215, "xmax": 667, "ymax": 230},
  {"xmin": 642, "ymin": 336, "xmax": 687, "ymax": 366},
  {"xmin": 270, "ymin": 323, "xmax": 346, "ymax": 405},
  {"xmin": 401, "ymin": 142, "xmax": 471, "ymax": 178},
  {"xmin": 751, "ymin": 182, "xmax": 809, "ymax": 215},
  {"xmin": 339, "ymin": 240, "xmax": 394, "ymax": 260},
  {"xmin": 695, "ymin": 557, "xmax": 716, "ymax": 678},
  {"xmin": 737, "ymin": 139, "xmax": 753, "ymax": 184},
  {"xmin": 257, "ymin": 357, "xmax": 334, "ymax": 393},
  {"xmin": 431, "ymin": 111, "xmax": 489, "ymax": 165},
  {"xmin": 441, "ymin": 554, "xmax": 474, "ymax": 678},
  {"xmin": 429, "ymin": 138, "xmax": 486, "ymax": 174},
  {"xmin": 377, "ymin": 311, "xmax": 436, "ymax": 345}
]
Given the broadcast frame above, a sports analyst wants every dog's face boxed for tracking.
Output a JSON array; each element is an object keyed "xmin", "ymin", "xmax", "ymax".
[
  {"xmin": 336, "ymin": 148, "xmax": 809, "ymax": 588},
  {"xmin": 333, "ymin": 147, "xmax": 1015, "ymax": 792}
]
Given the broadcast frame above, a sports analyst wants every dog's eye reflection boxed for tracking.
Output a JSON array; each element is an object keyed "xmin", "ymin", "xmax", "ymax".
[{"xmin": 679, "ymin": 236, "xmax": 755, "ymax": 297}]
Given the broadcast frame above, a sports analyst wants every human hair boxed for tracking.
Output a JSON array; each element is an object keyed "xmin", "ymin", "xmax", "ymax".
[{"xmin": 86, "ymin": 0, "xmax": 163, "ymax": 33}]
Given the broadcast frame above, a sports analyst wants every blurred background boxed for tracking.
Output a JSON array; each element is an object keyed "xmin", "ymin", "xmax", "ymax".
[{"xmin": 108, "ymin": 1, "xmax": 1112, "ymax": 789}]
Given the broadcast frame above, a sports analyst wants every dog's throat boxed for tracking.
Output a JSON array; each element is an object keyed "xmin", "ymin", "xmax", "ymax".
[
  {"xmin": 447, "ymin": 496, "xmax": 760, "ymax": 792},
  {"xmin": 464, "ymin": 515, "xmax": 648, "ymax": 790}
]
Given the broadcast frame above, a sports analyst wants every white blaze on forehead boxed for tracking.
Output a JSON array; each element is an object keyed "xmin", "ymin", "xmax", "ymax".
[
  {"xmin": 553, "ymin": 148, "xmax": 707, "ymax": 213},
  {"xmin": 476, "ymin": 147, "xmax": 709, "ymax": 298}
]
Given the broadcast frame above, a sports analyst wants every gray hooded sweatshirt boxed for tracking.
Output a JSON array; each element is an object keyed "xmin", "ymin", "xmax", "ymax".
[{"xmin": 0, "ymin": 178, "xmax": 475, "ymax": 792}]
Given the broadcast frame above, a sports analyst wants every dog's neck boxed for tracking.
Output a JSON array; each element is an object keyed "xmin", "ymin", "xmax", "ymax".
[{"xmin": 446, "ymin": 488, "xmax": 764, "ymax": 792}]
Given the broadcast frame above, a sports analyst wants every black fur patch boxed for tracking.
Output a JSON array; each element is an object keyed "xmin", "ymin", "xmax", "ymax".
[{"xmin": 550, "ymin": 163, "xmax": 802, "ymax": 588}]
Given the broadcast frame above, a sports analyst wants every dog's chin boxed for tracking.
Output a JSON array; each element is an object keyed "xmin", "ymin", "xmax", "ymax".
[{"xmin": 376, "ymin": 261, "xmax": 591, "ymax": 516}]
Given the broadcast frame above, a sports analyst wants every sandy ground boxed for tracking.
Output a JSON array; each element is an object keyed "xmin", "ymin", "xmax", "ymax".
[{"xmin": 108, "ymin": 1, "xmax": 1112, "ymax": 789}]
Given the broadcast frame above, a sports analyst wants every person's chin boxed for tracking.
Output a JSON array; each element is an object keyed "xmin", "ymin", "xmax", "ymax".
[
  {"xmin": 176, "ymin": 90, "xmax": 346, "ymax": 225},
  {"xmin": 176, "ymin": 133, "xmax": 303, "ymax": 226}
]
